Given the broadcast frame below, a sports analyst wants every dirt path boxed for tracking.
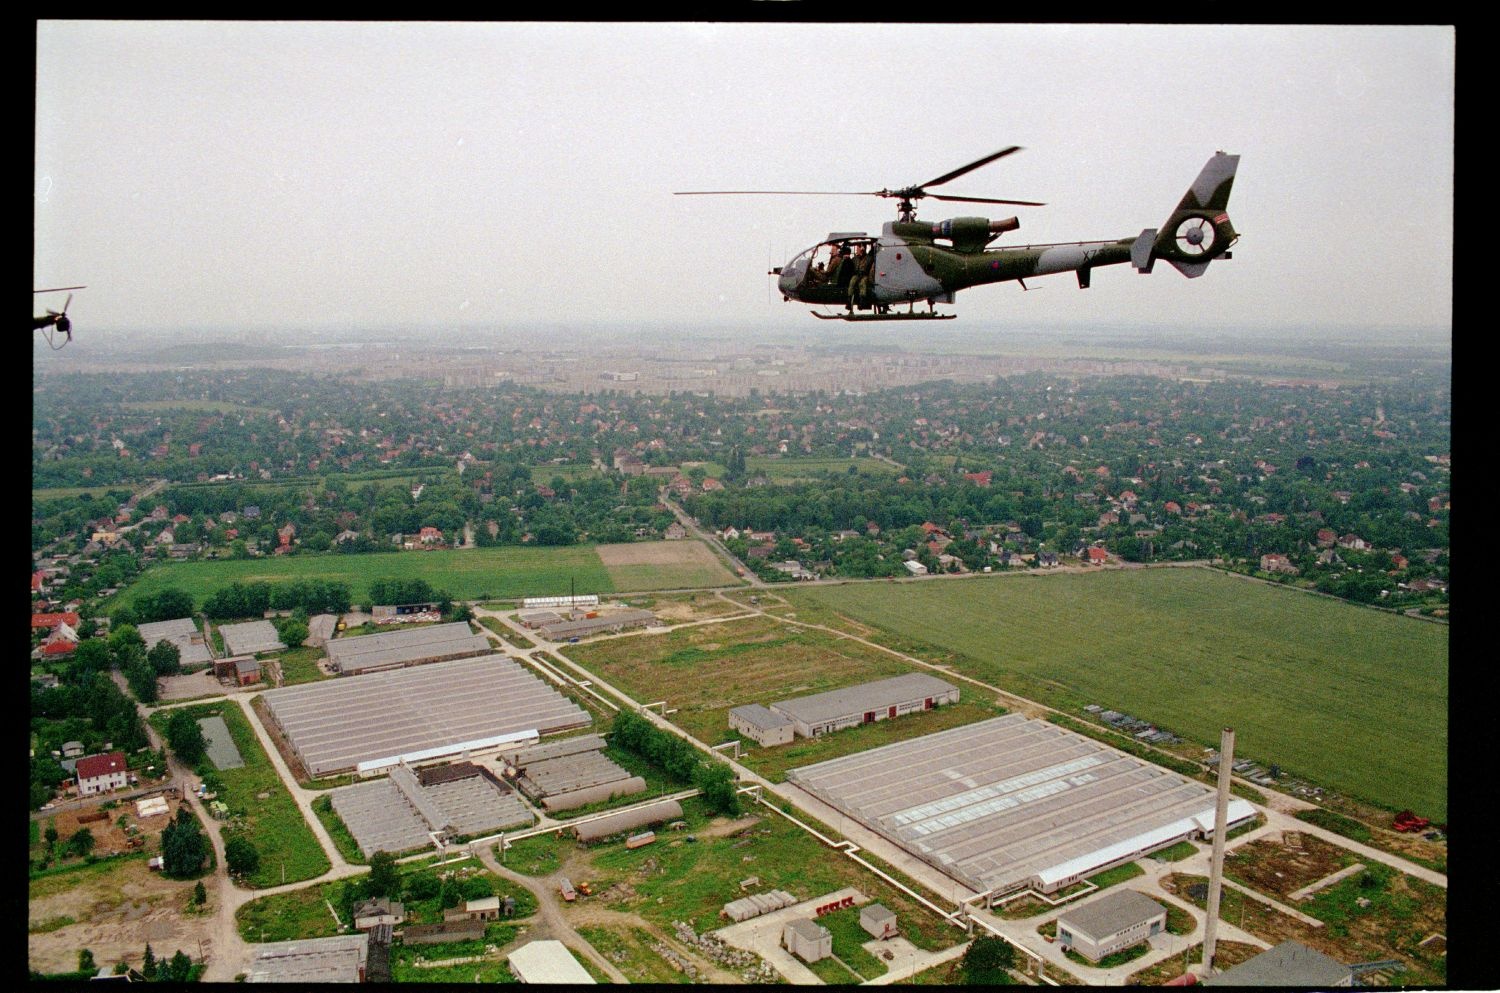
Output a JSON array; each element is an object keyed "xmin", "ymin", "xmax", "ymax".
[{"xmin": 471, "ymin": 844, "xmax": 628, "ymax": 982}]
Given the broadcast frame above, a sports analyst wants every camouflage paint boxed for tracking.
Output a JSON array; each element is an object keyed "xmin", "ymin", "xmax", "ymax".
[{"xmin": 777, "ymin": 153, "xmax": 1238, "ymax": 313}]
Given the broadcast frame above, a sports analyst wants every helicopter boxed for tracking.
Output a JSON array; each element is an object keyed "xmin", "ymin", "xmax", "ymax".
[
  {"xmin": 676, "ymin": 148, "xmax": 1238, "ymax": 320},
  {"xmin": 34, "ymin": 286, "xmax": 84, "ymax": 347}
]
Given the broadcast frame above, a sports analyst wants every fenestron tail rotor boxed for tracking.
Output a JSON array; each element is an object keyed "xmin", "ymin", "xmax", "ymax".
[{"xmin": 1174, "ymin": 216, "xmax": 1217, "ymax": 256}]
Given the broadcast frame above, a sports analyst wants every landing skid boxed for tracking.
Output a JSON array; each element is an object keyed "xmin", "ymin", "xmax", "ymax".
[{"xmin": 812, "ymin": 310, "xmax": 956, "ymax": 321}]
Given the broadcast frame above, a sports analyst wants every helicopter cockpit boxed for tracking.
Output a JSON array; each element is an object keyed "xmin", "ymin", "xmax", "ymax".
[{"xmin": 777, "ymin": 235, "xmax": 877, "ymax": 302}]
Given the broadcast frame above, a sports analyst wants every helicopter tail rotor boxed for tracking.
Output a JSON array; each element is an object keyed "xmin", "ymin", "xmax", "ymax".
[{"xmin": 1147, "ymin": 152, "xmax": 1240, "ymax": 278}]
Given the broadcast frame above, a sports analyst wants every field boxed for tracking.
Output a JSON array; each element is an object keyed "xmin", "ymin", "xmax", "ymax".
[
  {"xmin": 595, "ymin": 540, "xmax": 741, "ymax": 591},
  {"xmin": 148, "ymin": 702, "xmax": 329, "ymax": 888},
  {"xmin": 114, "ymin": 541, "xmax": 738, "ymax": 614},
  {"xmin": 788, "ymin": 568, "xmax": 1448, "ymax": 819},
  {"xmin": 28, "ymin": 854, "xmax": 218, "ymax": 976},
  {"xmin": 563, "ymin": 614, "xmax": 1007, "ymax": 780}
]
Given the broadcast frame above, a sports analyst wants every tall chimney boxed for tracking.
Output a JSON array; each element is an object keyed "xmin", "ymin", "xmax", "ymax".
[{"xmin": 1201, "ymin": 727, "xmax": 1235, "ymax": 976}]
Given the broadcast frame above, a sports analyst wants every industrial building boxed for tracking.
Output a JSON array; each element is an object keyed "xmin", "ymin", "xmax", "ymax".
[
  {"xmin": 330, "ymin": 761, "xmax": 533, "ymax": 856},
  {"xmin": 785, "ymin": 714, "xmax": 1257, "ymax": 899},
  {"xmin": 1055, "ymin": 889, "xmax": 1167, "ymax": 962},
  {"xmin": 324, "ymin": 621, "xmax": 492, "ymax": 675},
  {"xmin": 260, "ymin": 655, "xmax": 591, "ymax": 778},
  {"xmin": 508, "ymin": 940, "xmax": 596, "ymax": 984},
  {"xmin": 572, "ymin": 798, "xmax": 684, "ymax": 844},
  {"xmin": 218, "ymin": 619, "xmax": 287, "ymax": 656},
  {"xmin": 728, "ymin": 704, "xmax": 796, "ymax": 747},
  {"xmin": 765, "ymin": 673, "xmax": 959, "ymax": 739},
  {"xmin": 1203, "ymin": 941, "xmax": 1352, "ymax": 986},
  {"xmin": 537, "ymin": 608, "xmax": 656, "ymax": 642},
  {"xmin": 137, "ymin": 617, "xmax": 213, "ymax": 668},
  {"xmin": 502, "ymin": 734, "xmax": 647, "ymax": 811},
  {"xmin": 245, "ymin": 933, "xmax": 370, "ymax": 983}
]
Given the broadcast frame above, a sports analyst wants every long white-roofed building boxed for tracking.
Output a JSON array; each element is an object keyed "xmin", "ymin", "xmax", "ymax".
[
  {"xmin": 260, "ymin": 655, "xmax": 590, "ymax": 778},
  {"xmin": 324, "ymin": 621, "xmax": 492, "ymax": 675},
  {"xmin": 785, "ymin": 713, "xmax": 1256, "ymax": 900}
]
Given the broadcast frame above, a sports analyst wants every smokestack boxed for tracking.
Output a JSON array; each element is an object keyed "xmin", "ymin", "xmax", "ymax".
[{"xmin": 1201, "ymin": 727, "xmax": 1235, "ymax": 976}]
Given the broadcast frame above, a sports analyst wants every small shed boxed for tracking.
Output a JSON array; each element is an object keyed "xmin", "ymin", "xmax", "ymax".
[
  {"xmin": 860, "ymin": 903, "xmax": 898, "ymax": 940},
  {"xmin": 443, "ymin": 896, "xmax": 500, "ymax": 922},
  {"xmin": 353, "ymin": 897, "xmax": 406, "ymax": 931},
  {"xmin": 783, "ymin": 918, "xmax": 832, "ymax": 963}
]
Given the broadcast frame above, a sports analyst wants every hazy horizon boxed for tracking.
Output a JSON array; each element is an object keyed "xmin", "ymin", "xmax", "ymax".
[{"xmin": 37, "ymin": 22, "xmax": 1453, "ymax": 340}]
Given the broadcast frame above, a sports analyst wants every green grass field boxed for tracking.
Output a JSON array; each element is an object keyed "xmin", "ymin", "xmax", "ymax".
[
  {"xmin": 115, "ymin": 541, "xmax": 740, "ymax": 614},
  {"xmin": 565, "ymin": 615, "xmax": 1006, "ymax": 780},
  {"xmin": 788, "ymin": 568, "xmax": 1448, "ymax": 819},
  {"xmin": 114, "ymin": 545, "xmax": 617, "ymax": 610},
  {"xmin": 149, "ymin": 702, "xmax": 329, "ymax": 887}
]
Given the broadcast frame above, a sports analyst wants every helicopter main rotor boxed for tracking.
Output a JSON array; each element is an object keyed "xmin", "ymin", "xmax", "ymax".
[{"xmin": 675, "ymin": 145, "xmax": 1044, "ymax": 222}]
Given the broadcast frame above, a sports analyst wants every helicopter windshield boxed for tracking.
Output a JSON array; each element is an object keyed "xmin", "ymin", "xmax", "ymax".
[{"xmin": 793, "ymin": 239, "xmax": 875, "ymax": 290}]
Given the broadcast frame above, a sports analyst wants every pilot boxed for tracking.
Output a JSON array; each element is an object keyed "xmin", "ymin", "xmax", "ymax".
[
  {"xmin": 847, "ymin": 243, "xmax": 874, "ymax": 309},
  {"xmin": 824, "ymin": 244, "xmax": 847, "ymax": 289},
  {"xmin": 805, "ymin": 260, "xmax": 828, "ymax": 285}
]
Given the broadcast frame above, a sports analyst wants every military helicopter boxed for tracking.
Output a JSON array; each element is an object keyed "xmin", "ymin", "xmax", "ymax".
[
  {"xmin": 677, "ymin": 148, "xmax": 1238, "ymax": 320},
  {"xmin": 35, "ymin": 286, "xmax": 84, "ymax": 347}
]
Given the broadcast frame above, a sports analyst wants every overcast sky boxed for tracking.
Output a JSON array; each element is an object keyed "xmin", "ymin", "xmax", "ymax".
[{"xmin": 34, "ymin": 22, "xmax": 1453, "ymax": 340}]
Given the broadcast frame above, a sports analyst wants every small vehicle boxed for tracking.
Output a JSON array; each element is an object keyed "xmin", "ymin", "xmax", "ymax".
[
  {"xmin": 559, "ymin": 877, "xmax": 576, "ymax": 902},
  {"xmin": 576, "ymin": 880, "xmax": 593, "ymax": 897}
]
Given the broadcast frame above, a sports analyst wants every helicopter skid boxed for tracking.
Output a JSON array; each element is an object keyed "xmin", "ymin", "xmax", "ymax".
[{"xmin": 812, "ymin": 310, "xmax": 956, "ymax": 321}]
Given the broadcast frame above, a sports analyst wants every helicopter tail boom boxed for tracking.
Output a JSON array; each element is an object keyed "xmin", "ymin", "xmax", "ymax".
[{"xmin": 1136, "ymin": 152, "xmax": 1239, "ymax": 278}]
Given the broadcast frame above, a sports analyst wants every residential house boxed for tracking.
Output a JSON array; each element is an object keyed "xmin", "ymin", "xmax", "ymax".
[{"xmin": 76, "ymin": 751, "xmax": 129, "ymax": 796}]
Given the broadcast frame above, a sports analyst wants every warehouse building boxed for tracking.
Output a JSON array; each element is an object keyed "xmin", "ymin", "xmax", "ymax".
[
  {"xmin": 219, "ymin": 619, "xmax": 287, "ymax": 656},
  {"xmin": 786, "ymin": 714, "xmax": 1257, "ymax": 899},
  {"xmin": 1055, "ymin": 889, "xmax": 1167, "ymax": 962},
  {"xmin": 1203, "ymin": 941, "xmax": 1351, "ymax": 986},
  {"xmin": 324, "ymin": 621, "xmax": 492, "ymax": 676},
  {"xmin": 572, "ymin": 798, "xmax": 684, "ymax": 844},
  {"xmin": 137, "ymin": 617, "xmax": 213, "ymax": 668},
  {"xmin": 768, "ymin": 673, "xmax": 959, "ymax": 739},
  {"xmin": 537, "ymin": 608, "xmax": 656, "ymax": 642},
  {"xmin": 261, "ymin": 655, "xmax": 591, "ymax": 778},
  {"xmin": 728, "ymin": 704, "xmax": 797, "ymax": 747},
  {"xmin": 502, "ymin": 734, "xmax": 645, "ymax": 812},
  {"xmin": 508, "ymin": 940, "xmax": 596, "ymax": 984},
  {"xmin": 245, "ymin": 933, "xmax": 370, "ymax": 983}
]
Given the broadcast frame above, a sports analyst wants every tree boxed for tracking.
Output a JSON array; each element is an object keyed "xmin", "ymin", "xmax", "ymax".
[
  {"xmin": 142, "ymin": 944, "xmax": 157, "ymax": 980},
  {"xmin": 367, "ymin": 850, "xmax": 401, "ymax": 898},
  {"xmin": 273, "ymin": 618, "xmax": 309, "ymax": 648},
  {"xmin": 961, "ymin": 935, "xmax": 1016, "ymax": 984},
  {"xmin": 147, "ymin": 639, "xmax": 182, "ymax": 676},
  {"xmin": 44, "ymin": 824, "xmax": 59, "ymax": 847},
  {"xmin": 166, "ymin": 710, "xmax": 207, "ymax": 765},
  {"xmin": 192, "ymin": 881, "xmax": 207, "ymax": 906},
  {"xmin": 161, "ymin": 808, "xmax": 208, "ymax": 878},
  {"xmin": 695, "ymin": 761, "xmax": 740, "ymax": 816},
  {"xmin": 79, "ymin": 949, "xmax": 95, "ymax": 973},
  {"xmin": 225, "ymin": 835, "xmax": 260, "ymax": 877},
  {"xmin": 67, "ymin": 827, "xmax": 96, "ymax": 859},
  {"xmin": 161, "ymin": 950, "xmax": 194, "ymax": 983}
]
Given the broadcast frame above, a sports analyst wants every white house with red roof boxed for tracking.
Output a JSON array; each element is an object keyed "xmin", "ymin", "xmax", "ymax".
[
  {"xmin": 76, "ymin": 751, "xmax": 128, "ymax": 796},
  {"xmin": 1083, "ymin": 547, "xmax": 1110, "ymax": 566}
]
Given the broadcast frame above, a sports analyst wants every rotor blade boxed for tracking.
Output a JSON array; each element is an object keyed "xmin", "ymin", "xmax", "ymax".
[
  {"xmin": 674, "ymin": 190, "xmax": 877, "ymax": 197},
  {"xmin": 34, "ymin": 285, "xmax": 86, "ymax": 293},
  {"xmin": 916, "ymin": 146, "xmax": 1022, "ymax": 190},
  {"xmin": 929, "ymin": 193, "xmax": 1046, "ymax": 207}
]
